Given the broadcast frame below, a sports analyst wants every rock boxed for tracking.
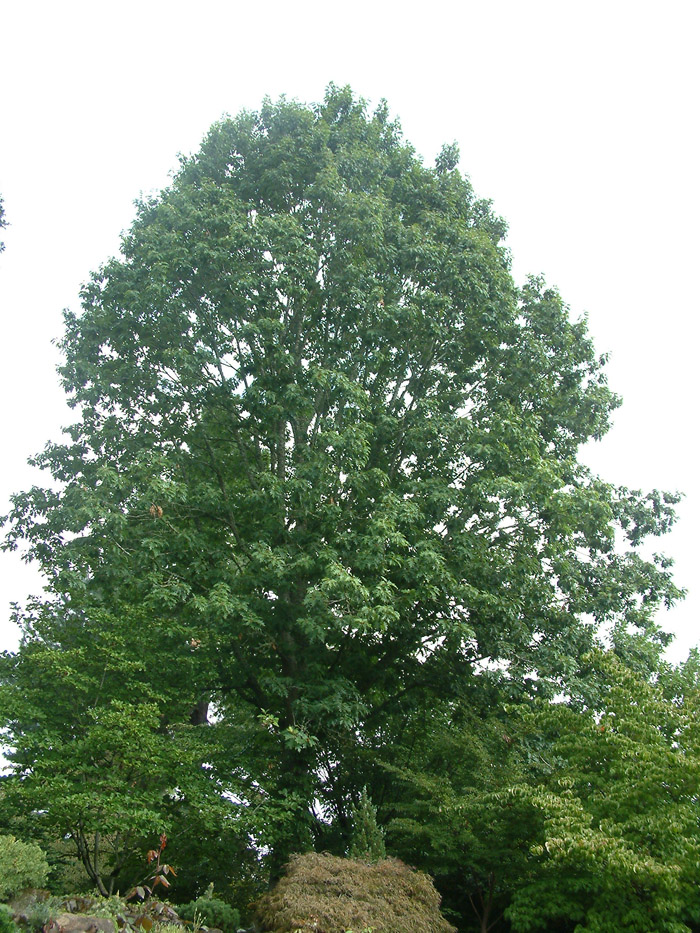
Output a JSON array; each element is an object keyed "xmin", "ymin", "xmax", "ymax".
[
  {"xmin": 8, "ymin": 889, "xmax": 52, "ymax": 921},
  {"xmin": 54, "ymin": 913, "xmax": 116, "ymax": 933}
]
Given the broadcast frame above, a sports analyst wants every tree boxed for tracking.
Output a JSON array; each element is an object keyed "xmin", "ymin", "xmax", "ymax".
[
  {"xmin": 348, "ymin": 787, "xmax": 385, "ymax": 862},
  {"xmin": 0, "ymin": 195, "xmax": 6, "ymax": 252},
  {"xmin": 384, "ymin": 702, "xmax": 542, "ymax": 933},
  {"xmin": 0, "ymin": 602, "xmax": 259, "ymax": 897},
  {"xmin": 2, "ymin": 85, "xmax": 682, "ymax": 876},
  {"xmin": 380, "ymin": 650, "xmax": 700, "ymax": 933},
  {"xmin": 503, "ymin": 652, "xmax": 700, "ymax": 933}
]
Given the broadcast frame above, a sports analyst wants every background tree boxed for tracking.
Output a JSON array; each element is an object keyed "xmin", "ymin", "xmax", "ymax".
[
  {"xmin": 379, "ymin": 651, "xmax": 700, "ymax": 933},
  {"xmin": 0, "ymin": 601, "xmax": 259, "ymax": 898},
  {"xmin": 380, "ymin": 696, "xmax": 541, "ymax": 933},
  {"xmin": 2, "ymin": 86, "xmax": 682, "ymax": 880},
  {"xmin": 504, "ymin": 652, "xmax": 700, "ymax": 933}
]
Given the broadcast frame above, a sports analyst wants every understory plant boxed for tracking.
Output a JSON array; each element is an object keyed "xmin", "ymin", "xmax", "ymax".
[{"xmin": 0, "ymin": 835, "xmax": 49, "ymax": 900}]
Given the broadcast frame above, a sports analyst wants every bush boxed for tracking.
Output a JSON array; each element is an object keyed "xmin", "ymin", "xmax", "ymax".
[
  {"xmin": 178, "ymin": 896, "xmax": 240, "ymax": 933},
  {"xmin": 348, "ymin": 788, "xmax": 385, "ymax": 863},
  {"xmin": 22, "ymin": 901, "xmax": 56, "ymax": 932},
  {"xmin": 0, "ymin": 836, "xmax": 49, "ymax": 901},
  {"xmin": 0, "ymin": 906, "xmax": 19, "ymax": 933},
  {"xmin": 254, "ymin": 853, "xmax": 456, "ymax": 933}
]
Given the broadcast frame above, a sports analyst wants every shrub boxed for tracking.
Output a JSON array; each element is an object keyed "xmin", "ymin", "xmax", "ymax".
[
  {"xmin": 254, "ymin": 853, "xmax": 456, "ymax": 933},
  {"xmin": 178, "ymin": 897, "xmax": 240, "ymax": 933},
  {"xmin": 22, "ymin": 901, "xmax": 56, "ymax": 932},
  {"xmin": 348, "ymin": 788, "xmax": 385, "ymax": 863},
  {"xmin": 0, "ymin": 906, "xmax": 19, "ymax": 933},
  {"xmin": 0, "ymin": 836, "xmax": 49, "ymax": 901}
]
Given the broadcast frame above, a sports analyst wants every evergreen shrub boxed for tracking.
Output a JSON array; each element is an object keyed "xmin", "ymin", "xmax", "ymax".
[{"xmin": 178, "ymin": 896, "xmax": 240, "ymax": 933}]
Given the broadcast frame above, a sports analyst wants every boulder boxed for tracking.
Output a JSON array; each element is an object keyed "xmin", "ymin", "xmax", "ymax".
[{"xmin": 53, "ymin": 914, "xmax": 116, "ymax": 933}]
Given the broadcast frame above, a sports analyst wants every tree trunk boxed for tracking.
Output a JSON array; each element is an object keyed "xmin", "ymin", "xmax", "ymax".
[{"xmin": 189, "ymin": 696, "xmax": 210, "ymax": 725}]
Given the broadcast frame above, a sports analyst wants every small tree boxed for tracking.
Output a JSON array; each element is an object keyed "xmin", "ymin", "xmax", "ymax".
[
  {"xmin": 0, "ymin": 603, "xmax": 256, "ymax": 896},
  {"xmin": 348, "ymin": 787, "xmax": 385, "ymax": 862}
]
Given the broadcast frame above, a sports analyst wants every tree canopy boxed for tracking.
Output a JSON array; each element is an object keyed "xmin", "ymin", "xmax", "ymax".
[{"xmin": 0, "ymin": 86, "xmax": 687, "ymax": 926}]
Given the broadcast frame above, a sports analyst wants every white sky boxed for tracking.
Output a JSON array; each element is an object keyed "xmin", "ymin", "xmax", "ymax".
[{"xmin": 1, "ymin": 0, "xmax": 697, "ymax": 660}]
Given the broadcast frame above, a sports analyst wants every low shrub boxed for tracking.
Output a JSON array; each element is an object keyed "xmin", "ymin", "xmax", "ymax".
[
  {"xmin": 254, "ymin": 853, "xmax": 456, "ymax": 933},
  {"xmin": 178, "ymin": 897, "xmax": 240, "ymax": 933},
  {"xmin": 0, "ymin": 905, "xmax": 19, "ymax": 933},
  {"xmin": 22, "ymin": 901, "xmax": 56, "ymax": 931},
  {"xmin": 56, "ymin": 894, "xmax": 181, "ymax": 931},
  {"xmin": 0, "ymin": 836, "xmax": 49, "ymax": 901}
]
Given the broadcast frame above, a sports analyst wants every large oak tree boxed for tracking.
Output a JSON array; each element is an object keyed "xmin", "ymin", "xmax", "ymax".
[{"xmin": 1, "ymin": 86, "xmax": 681, "ymax": 878}]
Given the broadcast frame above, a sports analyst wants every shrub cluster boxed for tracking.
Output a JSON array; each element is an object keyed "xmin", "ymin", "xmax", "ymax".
[{"xmin": 0, "ymin": 835, "xmax": 49, "ymax": 901}]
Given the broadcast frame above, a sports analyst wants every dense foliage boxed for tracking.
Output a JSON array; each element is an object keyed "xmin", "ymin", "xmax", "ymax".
[
  {"xmin": 0, "ymin": 87, "xmax": 690, "ymax": 930},
  {"xmin": 0, "ymin": 834, "xmax": 49, "ymax": 900},
  {"xmin": 177, "ymin": 892, "xmax": 240, "ymax": 933},
  {"xmin": 0, "ymin": 905, "xmax": 19, "ymax": 933},
  {"xmin": 254, "ymin": 852, "xmax": 455, "ymax": 933}
]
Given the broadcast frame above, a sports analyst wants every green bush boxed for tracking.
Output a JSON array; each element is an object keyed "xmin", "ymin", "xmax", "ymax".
[
  {"xmin": 23, "ymin": 901, "xmax": 56, "ymax": 932},
  {"xmin": 0, "ymin": 905, "xmax": 19, "ymax": 933},
  {"xmin": 178, "ymin": 896, "xmax": 240, "ymax": 933},
  {"xmin": 0, "ymin": 835, "xmax": 49, "ymax": 901}
]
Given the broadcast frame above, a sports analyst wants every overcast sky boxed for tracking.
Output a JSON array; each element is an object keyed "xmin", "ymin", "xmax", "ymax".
[{"xmin": 1, "ymin": 0, "xmax": 697, "ymax": 660}]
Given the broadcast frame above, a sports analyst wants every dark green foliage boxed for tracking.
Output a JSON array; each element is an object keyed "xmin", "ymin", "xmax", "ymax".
[
  {"xmin": 161, "ymin": 797, "xmax": 265, "ymax": 908},
  {"xmin": 254, "ymin": 853, "xmax": 455, "ymax": 933},
  {"xmin": 0, "ymin": 907, "xmax": 18, "ymax": 933},
  {"xmin": 381, "ymin": 651, "xmax": 700, "ymax": 933},
  {"xmin": 178, "ymin": 895, "xmax": 240, "ymax": 933},
  {"xmin": 0, "ymin": 835, "xmax": 49, "ymax": 901}
]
